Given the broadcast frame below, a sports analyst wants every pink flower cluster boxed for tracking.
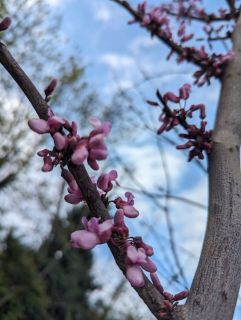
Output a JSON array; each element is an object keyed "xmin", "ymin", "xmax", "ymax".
[
  {"xmin": 134, "ymin": 2, "xmax": 172, "ymax": 39},
  {"xmin": 125, "ymin": 242, "xmax": 156, "ymax": 287},
  {"xmin": 71, "ymin": 216, "xmax": 114, "ymax": 250},
  {"xmin": 28, "ymin": 114, "xmax": 111, "ymax": 171},
  {"xmin": 158, "ymin": 286, "xmax": 189, "ymax": 318},
  {"xmin": 114, "ymin": 192, "xmax": 139, "ymax": 218},
  {"xmin": 27, "ymin": 80, "xmax": 188, "ymax": 301},
  {"xmin": 61, "ymin": 168, "xmax": 85, "ymax": 204},
  {"xmin": 186, "ymin": 47, "xmax": 234, "ymax": 86},
  {"xmin": 68, "ymin": 170, "xmax": 187, "ymax": 300},
  {"xmin": 148, "ymin": 83, "xmax": 212, "ymax": 161},
  {"xmin": 131, "ymin": 2, "xmax": 234, "ymax": 86},
  {"xmin": 71, "ymin": 204, "xmax": 159, "ymax": 289},
  {"xmin": 177, "ymin": 121, "xmax": 212, "ymax": 161},
  {"xmin": 66, "ymin": 163, "xmax": 157, "ymax": 288},
  {"xmin": 155, "ymin": 83, "xmax": 192, "ymax": 134},
  {"xmin": 61, "ymin": 168, "xmax": 119, "ymax": 205}
]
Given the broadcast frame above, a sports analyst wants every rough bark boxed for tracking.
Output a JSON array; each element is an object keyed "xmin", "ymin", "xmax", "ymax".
[{"xmin": 182, "ymin": 12, "xmax": 241, "ymax": 320}]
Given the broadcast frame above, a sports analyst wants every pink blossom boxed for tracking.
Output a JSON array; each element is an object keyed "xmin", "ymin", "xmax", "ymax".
[
  {"xmin": 125, "ymin": 245, "xmax": 157, "ymax": 287},
  {"xmin": 157, "ymin": 109, "xmax": 179, "ymax": 134},
  {"xmin": 30, "ymin": 114, "xmax": 112, "ymax": 171},
  {"xmin": 28, "ymin": 119, "xmax": 50, "ymax": 134},
  {"xmin": 189, "ymin": 104, "xmax": 206, "ymax": 119},
  {"xmin": 114, "ymin": 192, "xmax": 139, "ymax": 218},
  {"xmin": 174, "ymin": 290, "xmax": 189, "ymax": 301},
  {"xmin": 179, "ymin": 83, "xmax": 191, "ymax": 100},
  {"xmin": 42, "ymin": 157, "xmax": 54, "ymax": 172},
  {"xmin": 28, "ymin": 116, "xmax": 65, "ymax": 135},
  {"xmin": 70, "ymin": 117, "xmax": 112, "ymax": 170},
  {"xmin": 44, "ymin": 79, "xmax": 57, "ymax": 98},
  {"xmin": 97, "ymin": 170, "xmax": 118, "ymax": 193},
  {"xmin": 87, "ymin": 117, "xmax": 111, "ymax": 166},
  {"xmin": 53, "ymin": 132, "xmax": 68, "ymax": 150},
  {"xmin": 47, "ymin": 116, "xmax": 66, "ymax": 133},
  {"xmin": 126, "ymin": 265, "xmax": 145, "ymax": 287},
  {"xmin": 133, "ymin": 236, "xmax": 154, "ymax": 256},
  {"xmin": 71, "ymin": 216, "xmax": 114, "ymax": 250},
  {"xmin": 71, "ymin": 144, "xmax": 89, "ymax": 165},
  {"xmin": 113, "ymin": 209, "xmax": 129, "ymax": 236},
  {"xmin": 177, "ymin": 121, "xmax": 212, "ymax": 161},
  {"xmin": 181, "ymin": 33, "xmax": 194, "ymax": 43},
  {"xmin": 163, "ymin": 92, "xmax": 180, "ymax": 103},
  {"xmin": 61, "ymin": 168, "xmax": 84, "ymax": 204},
  {"xmin": 125, "ymin": 246, "xmax": 146, "ymax": 287}
]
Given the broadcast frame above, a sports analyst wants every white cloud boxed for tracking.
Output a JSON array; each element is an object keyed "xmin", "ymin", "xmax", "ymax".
[
  {"xmin": 130, "ymin": 35, "xmax": 159, "ymax": 55},
  {"xmin": 47, "ymin": 0, "xmax": 61, "ymax": 6},
  {"xmin": 96, "ymin": 7, "xmax": 112, "ymax": 22},
  {"xmin": 100, "ymin": 53, "xmax": 136, "ymax": 71}
]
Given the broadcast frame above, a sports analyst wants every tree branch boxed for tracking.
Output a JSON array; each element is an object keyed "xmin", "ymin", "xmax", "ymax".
[
  {"xmin": 0, "ymin": 41, "xmax": 171, "ymax": 320},
  {"xmin": 226, "ymin": 0, "xmax": 236, "ymax": 16},
  {"xmin": 110, "ymin": 0, "xmax": 203, "ymax": 69}
]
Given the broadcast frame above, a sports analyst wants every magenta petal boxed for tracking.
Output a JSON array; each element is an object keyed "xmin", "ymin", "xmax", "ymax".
[
  {"xmin": 53, "ymin": 132, "xmax": 67, "ymax": 150},
  {"xmin": 127, "ymin": 245, "xmax": 139, "ymax": 263},
  {"xmin": 28, "ymin": 119, "xmax": 49, "ymax": 134},
  {"xmin": 70, "ymin": 230, "xmax": 99, "ymax": 250},
  {"xmin": 37, "ymin": 149, "xmax": 49, "ymax": 157},
  {"xmin": 81, "ymin": 216, "xmax": 89, "ymax": 230},
  {"xmin": 42, "ymin": 157, "xmax": 53, "ymax": 172},
  {"xmin": 98, "ymin": 219, "xmax": 114, "ymax": 243},
  {"xmin": 88, "ymin": 134, "xmax": 105, "ymax": 148},
  {"xmin": 97, "ymin": 173, "xmax": 109, "ymax": 192},
  {"xmin": 87, "ymin": 217, "xmax": 100, "ymax": 234},
  {"xmin": 141, "ymin": 242, "xmax": 154, "ymax": 256},
  {"xmin": 126, "ymin": 265, "xmax": 145, "ymax": 287},
  {"xmin": 100, "ymin": 122, "xmax": 112, "ymax": 135},
  {"xmin": 114, "ymin": 209, "xmax": 125, "ymax": 224},
  {"xmin": 47, "ymin": 116, "xmax": 65, "ymax": 126},
  {"xmin": 140, "ymin": 258, "xmax": 157, "ymax": 273},
  {"xmin": 109, "ymin": 170, "xmax": 118, "ymax": 180},
  {"xmin": 89, "ymin": 148, "xmax": 108, "ymax": 160},
  {"xmin": 123, "ymin": 205, "xmax": 139, "ymax": 218},
  {"xmin": 125, "ymin": 192, "xmax": 134, "ymax": 205},
  {"xmin": 71, "ymin": 145, "xmax": 88, "ymax": 165},
  {"xmin": 87, "ymin": 158, "xmax": 99, "ymax": 171},
  {"xmin": 64, "ymin": 193, "xmax": 83, "ymax": 204},
  {"xmin": 163, "ymin": 92, "xmax": 180, "ymax": 103}
]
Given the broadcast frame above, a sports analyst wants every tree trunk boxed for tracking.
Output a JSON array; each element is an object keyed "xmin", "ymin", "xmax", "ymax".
[{"xmin": 177, "ymin": 12, "xmax": 241, "ymax": 320}]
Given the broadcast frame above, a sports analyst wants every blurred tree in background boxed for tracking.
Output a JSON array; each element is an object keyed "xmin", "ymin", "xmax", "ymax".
[
  {"xmin": 0, "ymin": 207, "xmax": 136, "ymax": 319},
  {"xmin": 0, "ymin": 230, "xmax": 49, "ymax": 319}
]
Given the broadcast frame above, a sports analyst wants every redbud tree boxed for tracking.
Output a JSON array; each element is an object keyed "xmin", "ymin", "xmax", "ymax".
[{"xmin": 0, "ymin": 0, "xmax": 241, "ymax": 319}]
